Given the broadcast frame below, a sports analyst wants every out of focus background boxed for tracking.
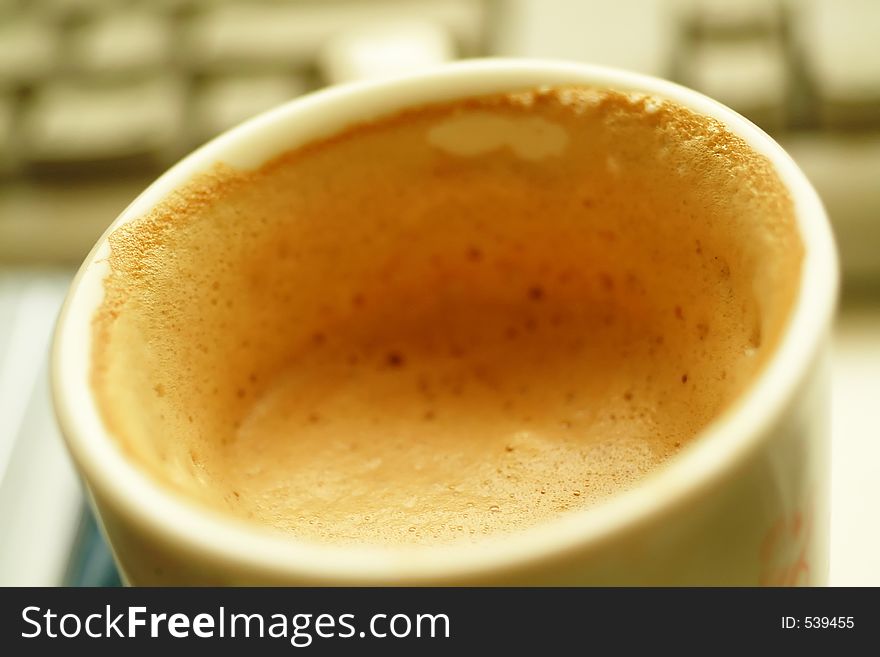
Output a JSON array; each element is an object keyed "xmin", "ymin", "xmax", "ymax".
[{"xmin": 0, "ymin": 0, "xmax": 878, "ymax": 585}]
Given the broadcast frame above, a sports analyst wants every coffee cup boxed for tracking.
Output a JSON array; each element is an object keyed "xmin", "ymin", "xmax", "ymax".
[{"xmin": 52, "ymin": 59, "xmax": 838, "ymax": 585}]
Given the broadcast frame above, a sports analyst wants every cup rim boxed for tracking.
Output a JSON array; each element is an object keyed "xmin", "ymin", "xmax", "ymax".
[{"xmin": 51, "ymin": 58, "xmax": 838, "ymax": 583}]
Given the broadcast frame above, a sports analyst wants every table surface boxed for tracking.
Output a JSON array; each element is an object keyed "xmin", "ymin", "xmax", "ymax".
[{"xmin": 828, "ymin": 306, "xmax": 880, "ymax": 586}]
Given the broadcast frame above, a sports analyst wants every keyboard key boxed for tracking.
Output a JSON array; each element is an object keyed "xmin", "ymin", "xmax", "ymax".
[
  {"xmin": 191, "ymin": 72, "xmax": 310, "ymax": 143},
  {"xmin": 0, "ymin": 18, "xmax": 58, "ymax": 86},
  {"xmin": 319, "ymin": 20, "xmax": 456, "ymax": 85},
  {"xmin": 69, "ymin": 10, "xmax": 172, "ymax": 76},
  {"xmin": 684, "ymin": 0, "xmax": 783, "ymax": 38},
  {"xmin": 680, "ymin": 39, "xmax": 789, "ymax": 130},
  {"xmin": 185, "ymin": 0, "xmax": 485, "ymax": 72},
  {"xmin": 396, "ymin": 0, "xmax": 486, "ymax": 54},
  {"xmin": 799, "ymin": 0, "xmax": 880, "ymax": 128},
  {"xmin": 493, "ymin": 0, "xmax": 673, "ymax": 78},
  {"xmin": 20, "ymin": 77, "xmax": 185, "ymax": 167},
  {"xmin": 185, "ymin": 2, "xmax": 335, "ymax": 71},
  {"xmin": 33, "ymin": 0, "xmax": 121, "ymax": 22}
]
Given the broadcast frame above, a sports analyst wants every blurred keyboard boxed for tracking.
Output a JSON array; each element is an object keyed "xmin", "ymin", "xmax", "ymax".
[
  {"xmin": 1, "ymin": 0, "xmax": 878, "ymax": 281},
  {"xmin": 0, "ymin": 0, "xmax": 487, "ymax": 168},
  {"xmin": 0, "ymin": 0, "xmax": 490, "ymax": 264}
]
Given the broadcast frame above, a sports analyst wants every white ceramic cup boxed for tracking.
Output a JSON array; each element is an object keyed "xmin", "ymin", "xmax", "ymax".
[{"xmin": 52, "ymin": 59, "xmax": 838, "ymax": 585}]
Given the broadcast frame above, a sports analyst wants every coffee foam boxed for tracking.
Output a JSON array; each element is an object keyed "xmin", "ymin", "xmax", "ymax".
[{"xmin": 92, "ymin": 86, "xmax": 802, "ymax": 546}]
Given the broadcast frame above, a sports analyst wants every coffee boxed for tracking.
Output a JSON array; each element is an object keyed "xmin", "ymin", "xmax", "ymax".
[{"xmin": 92, "ymin": 86, "xmax": 802, "ymax": 546}]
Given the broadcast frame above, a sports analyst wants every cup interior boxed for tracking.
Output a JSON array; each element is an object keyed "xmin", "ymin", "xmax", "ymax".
[{"xmin": 52, "ymin": 60, "xmax": 837, "ymax": 582}]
